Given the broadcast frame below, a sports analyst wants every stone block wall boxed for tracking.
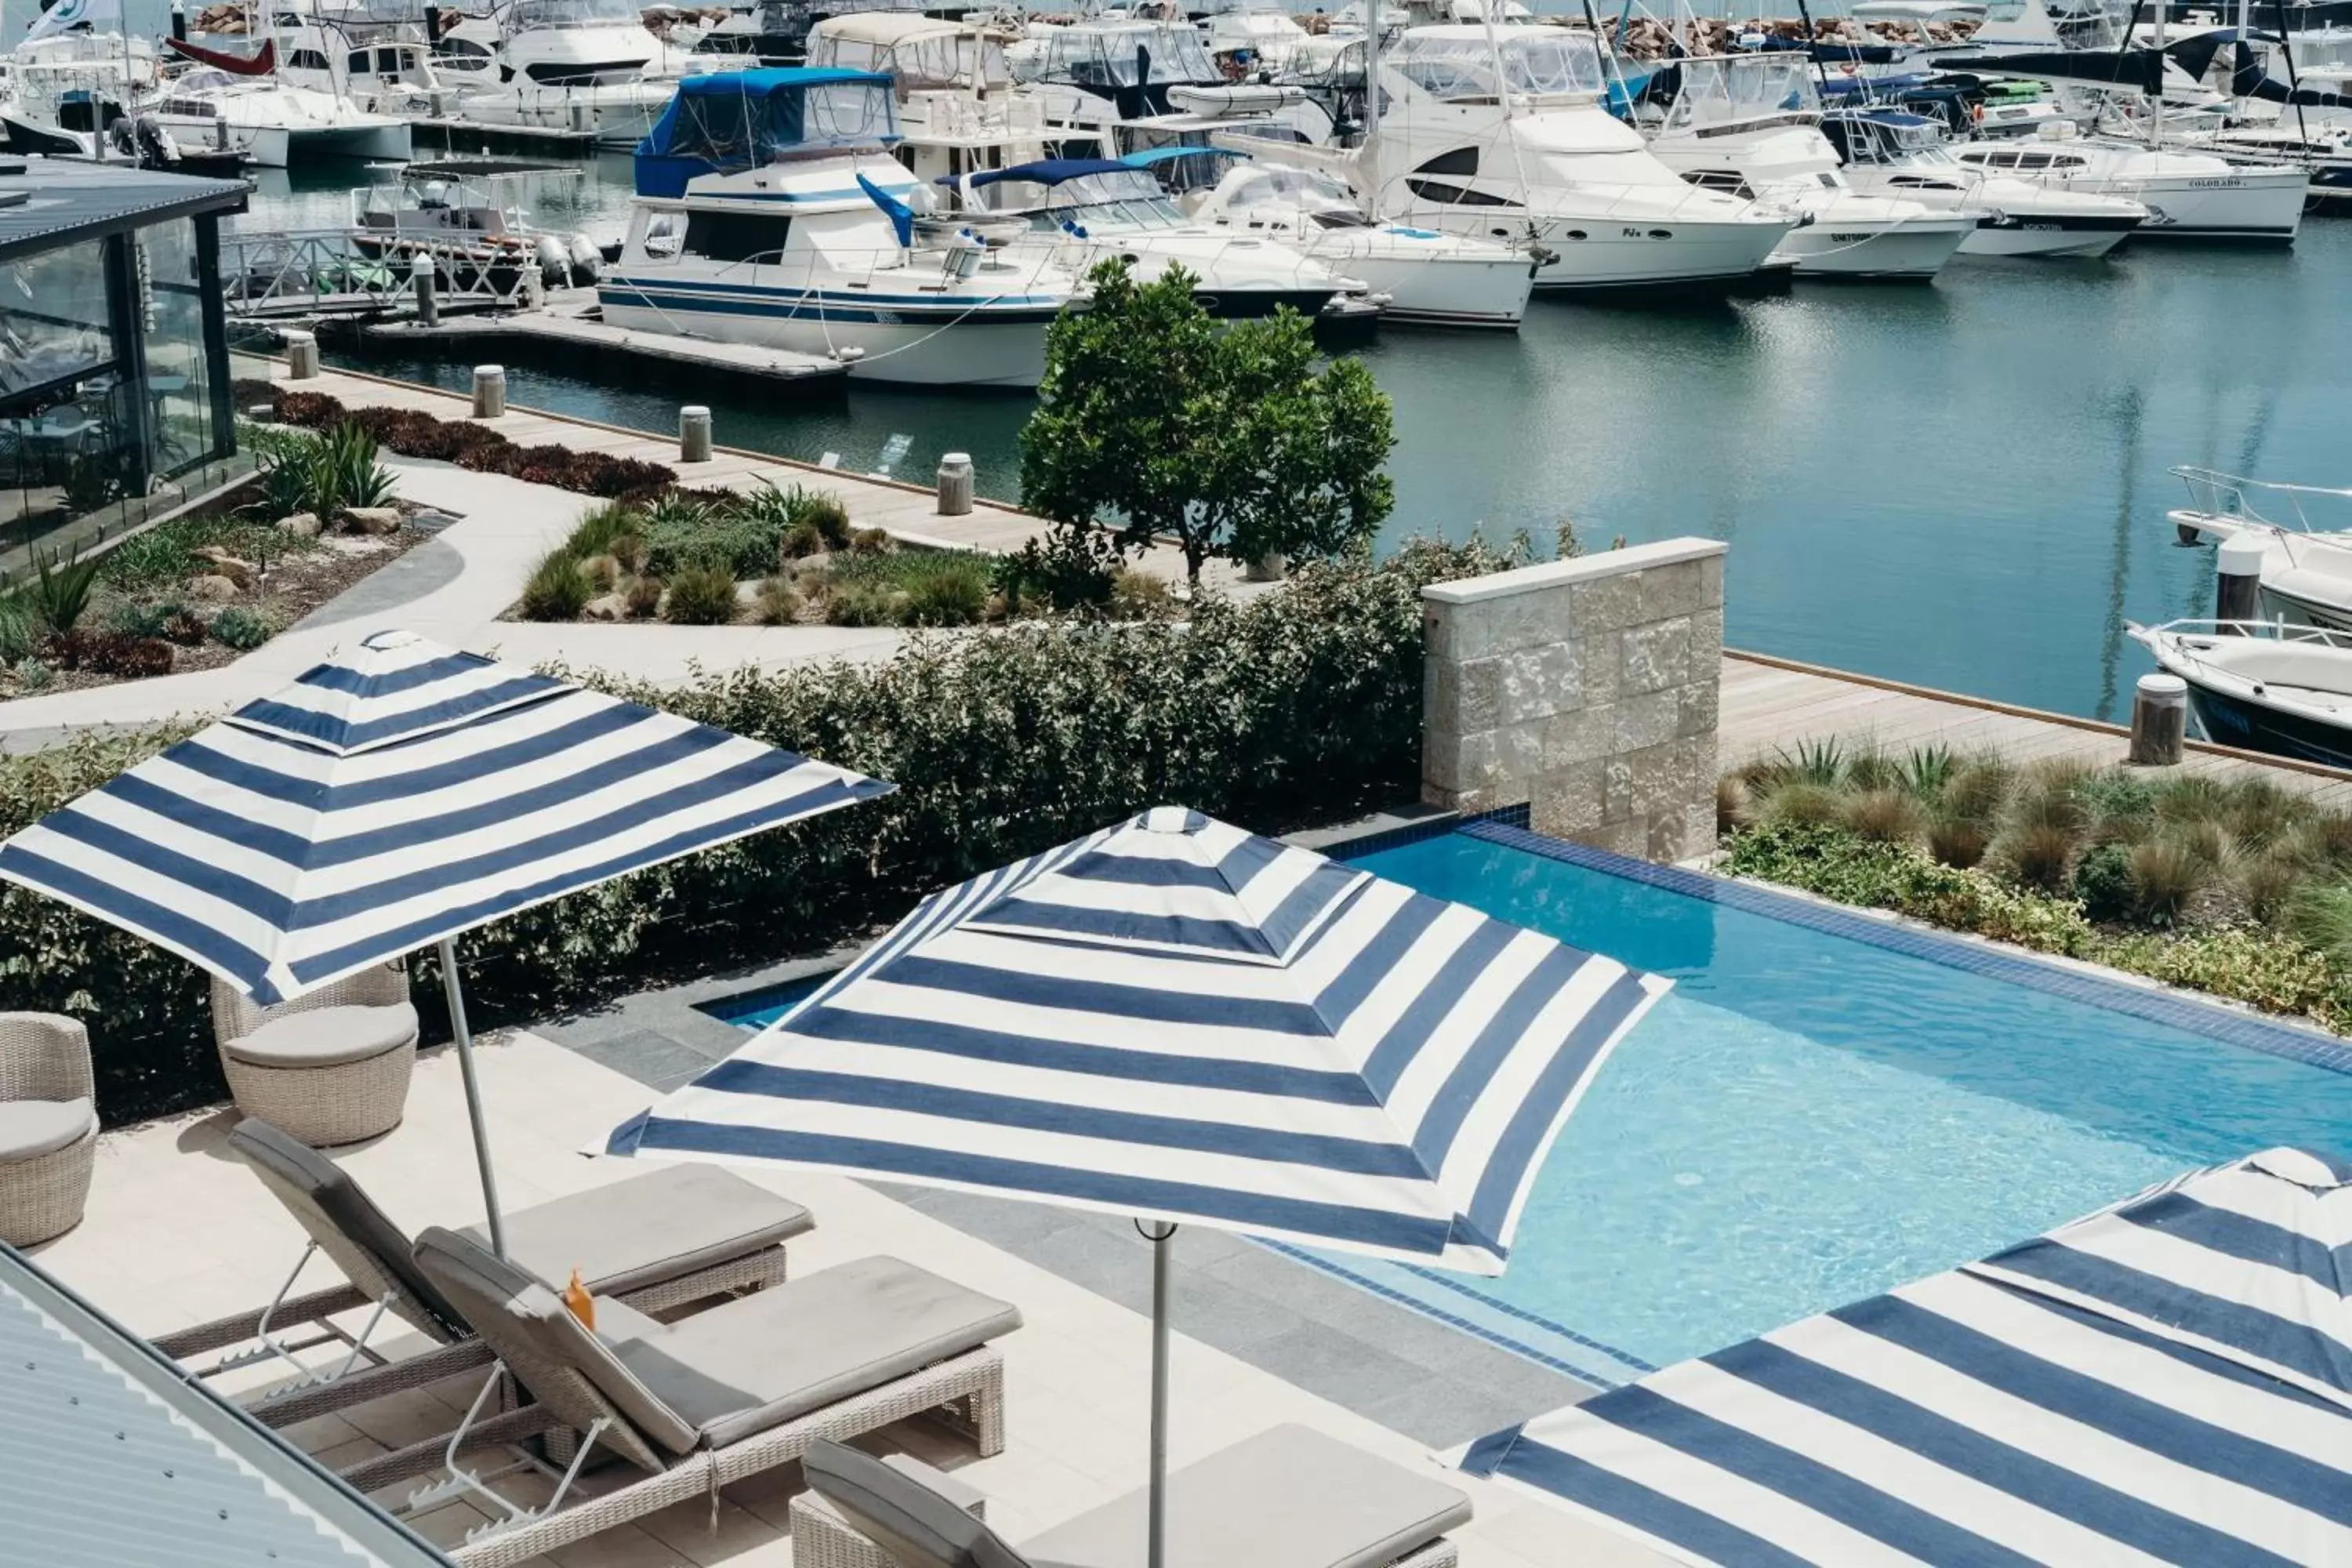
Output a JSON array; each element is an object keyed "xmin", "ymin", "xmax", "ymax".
[{"xmin": 1422, "ymin": 539, "xmax": 1727, "ymax": 862}]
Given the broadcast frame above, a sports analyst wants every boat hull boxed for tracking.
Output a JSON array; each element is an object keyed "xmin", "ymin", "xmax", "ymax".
[
  {"xmin": 1346, "ymin": 252, "xmax": 1530, "ymax": 328},
  {"xmin": 1768, "ymin": 215, "xmax": 1975, "ymax": 279},
  {"xmin": 599, "ymin": 278, "xmax": 1062, "ymax": 387},
  {"xmin": 2100, "ymin": 170, "xmax": 2307, "ymax": 242},
  {"xmin": 1959, "ymin": 212, "xmax": 2140, "ymax": 258},
  {"xmin": 1511, "ymin": 214, "xmax": 1791, "ymax": 292},
  {"xmin": 2183, "ymin": 682, "xmax": 2352, "ymax": 768}
]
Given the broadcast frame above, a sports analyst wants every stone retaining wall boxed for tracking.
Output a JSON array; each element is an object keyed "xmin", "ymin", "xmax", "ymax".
[{"xmin": 1421, "ymin": 538, "xmax": 1727, "ymax": 862}]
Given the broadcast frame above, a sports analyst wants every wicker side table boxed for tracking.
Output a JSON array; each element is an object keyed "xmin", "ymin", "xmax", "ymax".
[{"xmin": 788, "ymin": 1454, "xmax": 987, "ymax": 1568}]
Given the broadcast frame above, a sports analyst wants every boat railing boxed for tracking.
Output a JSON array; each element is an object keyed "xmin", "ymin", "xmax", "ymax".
[
  {"xmin": 2171, "ymin": 465, "xmax": 2352, "ymax": 539},
  {"xmin": 220, "ymin": 227, "xmax": 541, "ymax": 316},
  {"xmin": 2136, "ymin": 616, "xmax": 2352, "ymax": 651}
]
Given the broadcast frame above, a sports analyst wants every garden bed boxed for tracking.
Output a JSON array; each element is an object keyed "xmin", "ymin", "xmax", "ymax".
[
  {"xmin": 1719, "ymin": 741, "xmax": 2352, "ymax": 1033},
  {"xmin": 0, "ymin": 423, "xmax": 446, "ymax": 697},
  {"xmin": 504, "ymin": 486, "xmax": 1172, "ymax": 630}
]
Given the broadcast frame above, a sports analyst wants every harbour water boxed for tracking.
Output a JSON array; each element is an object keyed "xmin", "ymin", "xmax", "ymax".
[{"xmin": 295, "ymin": 149, "xmax": 2344, "ymax": 724}]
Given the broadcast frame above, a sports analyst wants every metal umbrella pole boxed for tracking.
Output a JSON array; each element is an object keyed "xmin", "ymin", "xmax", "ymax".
[
  {"xmin": 438, "ymin": 936, "xmax": 508, "ymax": 1258},
  {"xmin": 1143, "ymin": 1219, "xmax": 1178, "ymax": 1568}
]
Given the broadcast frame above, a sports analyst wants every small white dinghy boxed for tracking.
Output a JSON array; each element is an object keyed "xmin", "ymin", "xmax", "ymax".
[{"xmin": 2129, "ymin": 619, "xmax": 2352, "ymax": 768}]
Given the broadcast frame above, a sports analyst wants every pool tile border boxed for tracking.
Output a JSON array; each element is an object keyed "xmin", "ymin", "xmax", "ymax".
[{"xmin": 1444, "ymin": 819, "xmax": 2352, "ymax": 1077}]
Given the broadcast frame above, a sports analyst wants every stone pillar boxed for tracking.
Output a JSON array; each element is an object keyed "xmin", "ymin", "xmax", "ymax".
[{"xmin": 1422, "ymin": 538, "xmax": 1727, "ymax": 863}]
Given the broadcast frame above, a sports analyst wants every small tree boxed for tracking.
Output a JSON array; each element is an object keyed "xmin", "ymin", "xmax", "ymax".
[{"xmin": 1018, "ymin": 260, "xmax": 1396, "ymax": 585}]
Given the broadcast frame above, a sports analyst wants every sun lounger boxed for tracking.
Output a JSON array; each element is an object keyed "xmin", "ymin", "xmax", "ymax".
[
  {"xmin": 335, "ymin": 1225, "xmax": 1017, "ymax": 1567},
  {"xmin": 152, "ymin": 1118, "xmax": 812, "ymax": 1425},
  {"xmin": 796, "ymin": 1425, "xmax": 1472, "ymax": 1568}
]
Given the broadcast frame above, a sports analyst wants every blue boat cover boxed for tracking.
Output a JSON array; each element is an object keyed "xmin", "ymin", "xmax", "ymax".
[
  {"xmin": 634, "ymin": 68, "xmax": 898, "ymax": 199},
  {"xmin": 954, "ymin": 158, "xmax": 1132, "ymax": 190}
]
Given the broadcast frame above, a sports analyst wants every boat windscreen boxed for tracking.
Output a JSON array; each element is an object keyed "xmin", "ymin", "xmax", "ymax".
[
  {"xmin": 635, "ymin": 71, "xmax": 898, "ymax": 197},
  {"xmin": 1662, "ymin": 56, "xmax": 1820, "ymax": 129},
  {"xmin": 1388, "ymin": 32, "xmax": 1605, "ymax": 99},
  {"xmin": 1043, "ymin": 25, "xmax": 1218, "ymax": 87}
]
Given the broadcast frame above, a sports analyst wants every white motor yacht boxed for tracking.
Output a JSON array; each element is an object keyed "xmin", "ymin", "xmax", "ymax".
[
  {"xmin": 601, "ymin": 69, "xmax": 1087, "ymax": 388},
  {"xmin": 2130, "ymin": 619, "xmax": 2352, "ymax": 769},
  {"xmin": 1015, "ymin": 20, "xmax": 1334, "ymax": 145},
  {"xmin": 944, "ymin": 155, "xmax": 1381, "ymax": 336},
  {"xmin": 1820, "ymin": 105, "xmax": 2147, "ymax": 256},
  {"xmin": 1949, "ymin": 124, "xmax": 2307, "ymax": 240},
  {"xmin": 1203, "ymin": 0, "xmax": 1313, "ymax": 77},
  {"xmin": 1349, "ymin": 26, "xmax": 1796, "ymax": 292},
  {"xmin": 439, "ymin": 0, "xmax": 664, "ymax": 86},
  {"xmin": 806, "ymin": 12, "xmax": 1098, "ymax": 185},
  {"xmin": 1637, "ymin": 55, "xmax": 1977, "ymax": 279},
  {"xmin": 1182, "ymin": 150, "xmax": 1535, "ymax": 326},
  {"xmin": 2167, "ymin": 465, "xmax": 2352, "ymax": 635}
]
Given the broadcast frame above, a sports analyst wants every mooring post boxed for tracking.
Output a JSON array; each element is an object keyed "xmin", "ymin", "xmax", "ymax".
[
  {"xmin": 2216, "ymin": 534, "xmax": 2264, "ymax": 633},
  {"xmin": 282, "ymin": 328, "xmax": 318, "ymax": 379},
  {"xmin": 472, "ymin": 364, "xmax": 506, "ymax": 419},
  {"xmin": 2129, "ymin": 673, "xmax": 2188, "ymax": 767},
  {"xmin": 411, "ymin": 251, "xmax": 439, "ymax": 329},
  {"xmin": 679, "ymin": 405, "xmax": 712, "ymax": 463},
  {"xmin": 936, "ymin": 451, "xmax": 974, "ymax": 516}
]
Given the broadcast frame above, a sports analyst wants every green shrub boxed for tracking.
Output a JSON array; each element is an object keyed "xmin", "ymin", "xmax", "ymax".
[
  {"xmin": 1842, "ymin": 787, "xmax": 1922, "ymax": 845},
  {"xmin": 320, "ymin": 423, "xmax": 396, "ymax": 512},
  {"xmin": 622, "ymin": 575, "xmax": 663, "ymax": 619},
  {"xmin": 1715, "ymin": 775, "xmax": 1751, "ymax": 837},
  {"xmin": 2235, "ymin": 852, "xmax": 2303, "ymax": 926},
  {"xmin": 800, "ymin": 491, "xmax": 853, "ymax": 549},
  {"xmin": 0, "ymin": 592, "xmax": 31, "ymax": 664},
  {"xmin": 780, "ymin": 519, "xmax": 827, "ymax": 561},
  {"xmin": 207, "ymin": 607, "xmax": 273, "ymax": 650},
  {"xmin": 2072, "ymin": 841, "xmax": 2134, "ymax": 924},
  {"xmin": 1107, "ymin": 568, "xmax": 1175, "ymax": 621},
  {"xmin": 662, "ymin": 561, "xmax": 739, "ymax": 625},
  {"xmin": 2127, "ymin": 837, "xmax": 2207, "ymax": 927},
  {"xmin": 565, "ymin": 501, "xmax": 642, "ymax": 561},
  {"xmin": 823, "ymin": 580, "xmax": 901, "ymax": 627},
  {"xmin": 1925, "ymin": 804, "xmax": 1989, "ymax": 870},
  {"xmin": 1759, "ymin": 780, "xmax": 1842, "ymax": 829},
  {"xmin": 1900, "ymin": 743, "xmax": 1955, "ymax": 800},
  {"xmin": 517, "ymin": 550, "xmax": 591, "ymax": 622},
  {"xmin": 754, "ymin": 575, "xmax": 801, "ymax": 626},
  {"xmin": 13, "ymin": 655, "xmax": 50, "ymax": 691},
  {"xmin": 899, "ymin": 558, "xmax": 991, "ymax": 627},
  {"xmin": 2288, "ymin": 880, "xmax": 2352, "ymax": 967},
  {"xmin": 609, "ymin": 533, "xmax": 649, "ymax": 575},
  {"xmin": 107, "ymin": 602, "xmax": 171, "ymax": 641},
  {"xmin": 1995, "ymin": 821, "xmax": 2075, "ymax": 893},
  {"xmin": 28, "ymin": 545, "xmax": 101, "ymax": 633}
]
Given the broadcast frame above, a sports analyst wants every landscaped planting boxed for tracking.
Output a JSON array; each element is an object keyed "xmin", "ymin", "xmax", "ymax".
[
  {"xmin": 0, "ymin": 536, "xmax": 1515, "ymax": 1123},
  {"xmin": 0, "ymin": 423, "xmax": 434, "ymax": 695},
  {"xmin": 249, "ymin": 383, "xmax": 677, "ymax": 501},
  {"xmin": 1722, "ymin": 742, "xmax": 2352, "ymax": 1032}
]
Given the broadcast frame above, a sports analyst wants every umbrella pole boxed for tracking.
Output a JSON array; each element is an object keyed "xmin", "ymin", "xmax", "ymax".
[
  {"xmin": 438, "ymin": 937, "xmax": 508, "ymax": 1257},
  {"xmin": 1145, "ymin": 1219, "xmax": 1176, "ymax": 1568}
]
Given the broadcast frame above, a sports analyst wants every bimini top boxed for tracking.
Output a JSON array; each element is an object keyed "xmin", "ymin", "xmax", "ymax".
[
  {"xmin": 635, "ymin": 68, "xmax": 898, "ymax": 199},
  {"xmin": 959, "ymin": 158, "xmax": 1131, "ymax": 189}
]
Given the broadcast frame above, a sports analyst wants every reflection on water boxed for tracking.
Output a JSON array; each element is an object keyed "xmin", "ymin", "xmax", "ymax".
[{"xmin": 220, "ymin": 140, "xmax": 2351, "ymax": 723}]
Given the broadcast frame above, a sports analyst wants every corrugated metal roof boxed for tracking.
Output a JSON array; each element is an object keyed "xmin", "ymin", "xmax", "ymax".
[
  {"xmin": 0, "ymin": 155, "xmax": 247, "ymax": 260},
  {"xmin": 0, "ymin": 1245, "xmax": 452, "ymax": 1568}
]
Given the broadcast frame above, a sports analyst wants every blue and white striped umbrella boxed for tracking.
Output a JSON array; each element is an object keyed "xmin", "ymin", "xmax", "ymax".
[
  {"xmin": 1460, "ymin": 1146, "xmax": 2352, "ymax": 1567},
  {"xmin": 608, "ymin": 805, "xmax": 1670, "ymax": 1272},
  {"xmin": 0, "ymin": 630, "xmax": 893, "ymax": 1007}
]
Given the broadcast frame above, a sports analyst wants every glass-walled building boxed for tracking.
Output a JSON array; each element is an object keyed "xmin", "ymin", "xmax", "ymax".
[{"xmin": 0, "ymin": 156, "xmax": 247, "ymax": 574}]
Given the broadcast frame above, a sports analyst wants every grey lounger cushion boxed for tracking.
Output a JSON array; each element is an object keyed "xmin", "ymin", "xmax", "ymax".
[
  {"xmin": 604, "ymin": 1254, "xmax": 1022, "ymax": 1448},
  {"xmin": 804, "ymin": 1439, "xmax": 1033, "ymax": 1568},
  {"xmin": 230, "ymin": 1118, "xmax": 810, "ymax": 1333},
  {"xmin": 459, "ymin": 1162, "xmax": 812, "ymax": 1298},
  {"xmin": 412, "ymin": 1226, "xmax": 1021, "ymax": 1458},
  {"xmin": 223, "ymin": 1003, "xmax": 419, "ymax": 1068},
  {"xmin": 0, "ymin": 1096, "xmax": 94, "ymax": 1163},
  {"xmin": 1019, "ymin": 1424, "xmax": 1474, "ymax": 1568}
]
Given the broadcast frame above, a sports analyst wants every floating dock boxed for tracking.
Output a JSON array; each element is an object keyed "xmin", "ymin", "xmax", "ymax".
[
  {"xmin": 361, "ymin": 296, "xmax": 848, "ymax": 394},
  {"xmin": 403, "ymin": 118, "xmax": 602, "ymax": 156}
]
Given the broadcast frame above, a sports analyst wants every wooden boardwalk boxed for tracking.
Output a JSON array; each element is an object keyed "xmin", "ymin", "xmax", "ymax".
[{"xmin": 1720, "ymin": 648, "xmax": 2352, "ymax": 811}]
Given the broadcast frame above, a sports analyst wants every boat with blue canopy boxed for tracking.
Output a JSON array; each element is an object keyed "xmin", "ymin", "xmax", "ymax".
[{"xmin": 602, "ymin": 69, "xmax": 1088, "ymax": 388}]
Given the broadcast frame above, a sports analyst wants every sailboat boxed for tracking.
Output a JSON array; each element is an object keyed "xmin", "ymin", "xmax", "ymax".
[{"xmin": 154, "ymin": 27, "xmax": 411, "ymax": 165}]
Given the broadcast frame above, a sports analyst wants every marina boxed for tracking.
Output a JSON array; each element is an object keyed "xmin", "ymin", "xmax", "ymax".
[{"xmin": 9, "ymin": 5, "xmax": 2352, "ymax": 1566}]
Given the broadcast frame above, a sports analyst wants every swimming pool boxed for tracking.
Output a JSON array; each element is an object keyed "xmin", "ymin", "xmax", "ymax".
[{"xmin": 702, "ymin": 818, "xmax": 2352, "ymax": 1388}]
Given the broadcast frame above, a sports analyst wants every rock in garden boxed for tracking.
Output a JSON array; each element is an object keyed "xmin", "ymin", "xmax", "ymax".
[
  {"xmin": 191, "ymin": 546, "xmax": 258, "ymax": 590},
  {"xmin": 582, "ymin": 593, "xmax": 628, "ymax": 622},
  {"xmin": 278, "ymin": 511, "xmax": 321, "ymax": 538},
  {"xmin": 338, "ymin": 506, "xmax": 403, "ymax": 535},
  {"xmin": 187, "ymin": 574, "xmax": 241, "ymax": 602}
]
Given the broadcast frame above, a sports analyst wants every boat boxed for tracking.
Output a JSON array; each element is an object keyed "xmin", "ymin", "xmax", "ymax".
[
  {"xmin": 804, "ymin": 11, "xmax": 1099, "ymax": 183},
  {"xmin": 350, "ymin": 159, "xmax": 604, "ymax": 290},
  {"xmin": 1203, "ymin": 0, "xmax": 1313, "ymax": 77},
  {"xmin": 939, "ymin": 155, "xmax": 1382, "ymax": 337},
  {"xmin": 2129, "ymin": 619, "xmax": 2352, "ymax": 768},
  {"xmin": 1346, "ymin": 25, "xmax": 1798, "ymax": 292},
  {"xmin": 1820, "ymin": 104, "xmax": 2147, "ymax": 256},
  {"xmin": 1014, "ymin": 19, "xmax": 1335, "ymax": 146},
  {"xmin": 437, "ymin": 0, "xmax": 665, "ymax": 86},
  {"xmin": 599, "ymin": 69, "xmax": 1088, "ymax": 388},
  {"xmin": 1179, "ymin": 147, "xmax": 1536, "ymax": 327},
  {"xmin": 147, "ymin": 31, "xmax": 413, "ymax": 166},
  {"xmin": 1947, "ymin": 123, "xmax": 2306, "ymax": 239},
  {"xmin": 1635, "ymin": 54, "xmax": 1979, "ymax": 280},
  {"xmin": 2167, "ymin": 465, "xmax": 2352, "ymax": 634}
]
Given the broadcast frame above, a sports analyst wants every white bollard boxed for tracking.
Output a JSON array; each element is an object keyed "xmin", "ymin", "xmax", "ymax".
[
  {"xmin": 2215, "ymin": 534, "xmax": 2265, "ymax": 633},
  {"xmin": 679, "ymin": 405, "xmax": 712, "ymax": 463},
  {"xmin": 935, "ymin": 451, "xmax": 974, "ymax": 517},
  {"xmin": 2129, "ymin": 673, "xmax": 2188, "ymax": 767},
  {"xmin": 472, "ymin": 364, "xmax": 506, "ymax": 419},
  {"xmin": 410, "ymin": 250, "xmax": 439, "ymax": 328},
  {"xmin": 282, "ymin": 328, "xmax": 319, "ymax": 379}
]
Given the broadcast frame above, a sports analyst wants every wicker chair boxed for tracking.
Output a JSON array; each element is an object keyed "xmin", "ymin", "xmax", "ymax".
[
  {"xmin": 0, "ymin": 1012, "xmax": 98, "ymax": 1247},
  {"xmin": 211, "ymin": 960, "xmax": 419, "ymax": 1147}
]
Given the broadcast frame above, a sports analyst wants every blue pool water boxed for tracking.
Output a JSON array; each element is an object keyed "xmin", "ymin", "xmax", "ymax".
[{"xmin": 1316, "ymin": 826, "xmax": 2352, "ymax": 1381}]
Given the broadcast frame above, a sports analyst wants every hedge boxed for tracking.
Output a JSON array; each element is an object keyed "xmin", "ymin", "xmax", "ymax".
[{"xmin": 0, "ymin": 538, "xmax": 1512, "ymax": 1126}]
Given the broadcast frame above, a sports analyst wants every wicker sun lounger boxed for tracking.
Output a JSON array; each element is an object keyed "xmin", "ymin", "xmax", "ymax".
[
  {"xmin": 797, "ymin": 1424, "xmax": 1472, "ymax": 1568},
  {"xmin": 335, "ymin": 1225, "xmax": 1018, "ymax": 1568},
  {"xmin": 153, "ymin": 1118, "xmax": 813, "ymax": 1426}
]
